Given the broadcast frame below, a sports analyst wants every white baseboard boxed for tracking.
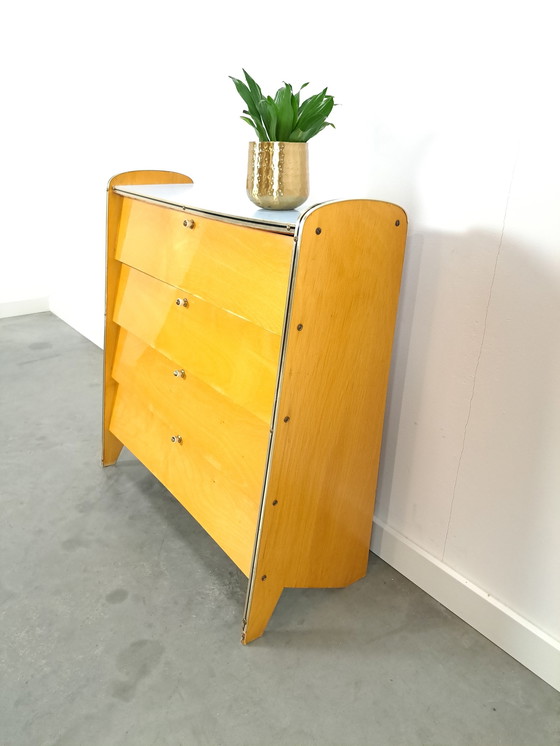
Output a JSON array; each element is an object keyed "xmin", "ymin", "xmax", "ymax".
[
  {"xmin": 0, "ymin": 298, "xmax": 50, "ymax": 319},
  {"xmin": 371, "ymin": 518, "xmax": 560, "ymax": 692}
]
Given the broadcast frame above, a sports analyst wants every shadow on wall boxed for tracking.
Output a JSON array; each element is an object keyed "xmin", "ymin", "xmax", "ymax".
[{"xmin": 375, "ymin": 225, "xmax": 560, "ymax": 630}]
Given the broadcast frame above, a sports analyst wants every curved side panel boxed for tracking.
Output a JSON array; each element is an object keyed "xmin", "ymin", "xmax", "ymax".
[{"xmin": 243, "ymin": 199, "xmax": 408, "ymax": 643}]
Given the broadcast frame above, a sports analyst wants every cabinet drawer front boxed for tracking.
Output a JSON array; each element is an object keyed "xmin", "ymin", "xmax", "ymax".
[
  {"xmin": 115, "ymin": 198, "xmax": 292, "ymax": 334},
  {"xmin": 113, "ymin": 265, "xmax": 280, "ymax": 423},
  {"xmin": 112, "ymin": 328, "xmax": 270, "ymax": 496},
  {"xmin": 109, "ymin": 386, "xmax": 259, "ymax": 576}
]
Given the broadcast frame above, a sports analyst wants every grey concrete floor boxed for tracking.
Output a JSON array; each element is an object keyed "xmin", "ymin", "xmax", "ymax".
[{"xmin": 1, "ymin": 312, "xmax": 559, "ymax": 746}]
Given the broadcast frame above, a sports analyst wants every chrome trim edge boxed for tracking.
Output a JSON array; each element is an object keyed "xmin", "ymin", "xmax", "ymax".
[
  {"xmin": 112, "ymin": 186, "xmax": 301, "ymax": 236},
  {"xmin": 241, "ymin": 201, "xmax": 328, "ymax": 637}
]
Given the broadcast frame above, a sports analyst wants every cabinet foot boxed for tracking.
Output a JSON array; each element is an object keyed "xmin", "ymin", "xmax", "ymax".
[
  {"xmin": 242, "ymin": 578, "xmax": 284, "ymax": 644},
  {"xmin": 102, "ymin": 431, "xmax": 123, "ymax": 466}
]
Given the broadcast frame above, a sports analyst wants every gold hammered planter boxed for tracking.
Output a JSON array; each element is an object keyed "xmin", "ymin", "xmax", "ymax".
[{"xmin": 247, "ymin": 141, "xmax": 309, "ymax": 210}]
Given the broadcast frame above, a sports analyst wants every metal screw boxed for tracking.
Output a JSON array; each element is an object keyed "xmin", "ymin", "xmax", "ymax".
[
  {"xmin": 395, "ymin": 220, "xmax": 400, "ymax": 226},
  {"xmin": 297, "ymin": 324, "xmax": 303, "ymax": 331},
  {"xmin": 315, "ymin": 227, "xmax": 322, "ymax": 235},
  {"xmin": 283, "ymin": 416, "xmax": 290, "ymax": 423},
  {"xmin": 183, "ymin": 219, "xmax": 195, "ymax": 229},
  {"xmin": 171, "ymin": 435, "xmax": 183, "ymax": 444},
  {"xmin": 272, "ymin": 500, "xmax": 278, "ymax": 506},
  {"xmin": 176, "ymin": 298, "xmax": 189, "ymax": 307},
  {"xmin": 173, "ymin": 369, "xmax": 185, "ymax": 378},
  {"xmin": 261, "ymin": 575, "xmax": 267, "ymax": 581}
]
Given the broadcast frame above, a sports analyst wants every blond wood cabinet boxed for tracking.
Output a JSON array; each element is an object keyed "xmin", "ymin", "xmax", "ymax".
[{"xmin": 103, "ymin": 170, "xmax": 407, "ymax": 643}]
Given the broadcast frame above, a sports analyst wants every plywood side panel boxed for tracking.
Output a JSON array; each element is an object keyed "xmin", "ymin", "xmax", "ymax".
[{"xmin": 244, "ymin": 200, "xmax": 407, "ymax": 642}]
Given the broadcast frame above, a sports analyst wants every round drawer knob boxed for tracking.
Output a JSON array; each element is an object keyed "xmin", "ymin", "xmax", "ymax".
[
  {"xmin": 173, "ymin": 369, "xmax": 185, "ymax": 378},
  {"xmin": 175, "ymin": 298, "xmax": 189, "ymax": 307},
  {"xmin": 170, "ymin": 435, "xmax": 183, "ymax": 444},
  {"xmin": 183, "ymin": 219, "xmax": 195, "ymax": 229}
]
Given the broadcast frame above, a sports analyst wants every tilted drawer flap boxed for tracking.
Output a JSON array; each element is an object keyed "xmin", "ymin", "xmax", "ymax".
[
  {"xmin": 113, "ymin": 265, "xmax": 281, "ymax": 424},
  {"xmin": 115, "ymin": 197, "xmax": 293, "ymax": 334},
  {"xmin": 111, "ymin": 328, "xmax": 271, "ymax": 496},
  {"xmin": 109, "ymin": 386, "xmax": 260, "ymax": 576}
]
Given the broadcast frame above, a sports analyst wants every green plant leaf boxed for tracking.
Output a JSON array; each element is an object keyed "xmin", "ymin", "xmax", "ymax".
[
  {"xmin": 291, "ymin": 94, "xmax": 299, "ymax": 126},
  {"xmin": 287, "ymin": 128, "xmax": 306, "ymax": 143},
  {"xmin": 242, "ymin": 69, "xmax": 263, "ymax": 107},
  {"xmin": 297, "ymin": 87, "xmax": 327, "ymax": 114},
  {"xmin": 240, "ymin": 115, "xmax": 268, "ymax": 141},
  {"xmin": 262, "ymin": 97, "xmax": 279, "ymax": 141},
  {"xmin": 296, "ymin": 89, "xmax": 333, "ymax": 131},
  {"xmin": 275, "ymin": 84, "xmax": 296, "ymax": 141},
  {"xmin": 240, "ymin": 115, "xmax": 258, "ymax": 134},
  {"xmin": 292, "ymin": 83, "xmax": 308, "ymax": 117},
  {"xmin": 300, "ymin": 121, "xmax": 335, "ymax": 142},
  {"xmin": 229, "ymin": 76, "xmax": 262, "ymax": 124},
  {"xmin": 231, "ymin": 72, "xmax": 336, "ymax": 142}
]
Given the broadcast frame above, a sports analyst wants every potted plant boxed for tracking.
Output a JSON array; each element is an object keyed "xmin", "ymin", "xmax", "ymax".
[{"xmin": 230, "ymin": 70, "xmax": 336, "ymax": 209}]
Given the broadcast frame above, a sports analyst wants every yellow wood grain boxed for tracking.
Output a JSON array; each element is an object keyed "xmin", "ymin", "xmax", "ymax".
[
  {"xmin": 112, "ymin": 328, "xmax": 271, "ymax": 496},
  {"xmin": 103, "ymin": 170, "xmax": 192, "ymax": 466},
  {"xmin": 113, "ymin": 264, "xmax": 281, "ymax": 424},
  {"xmin": 109, "ymin": 386, "xmax": 259, "ymax": 576},
  {"xmin": 241, "ymin": 577, "xmax": 283, "ymax": 645},
  {"xmin": 116, "ymin": 198, "xmax": 293, "ymax": 334},
  {"xmin": 104, "ymin": 176, "xmax": 408, "ymax": 644},
  {"xmin": 243, "ymin": 199, "xmax": 407, "ymax": 642}
]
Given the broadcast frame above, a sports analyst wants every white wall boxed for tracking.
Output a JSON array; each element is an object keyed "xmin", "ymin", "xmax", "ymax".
[{"xmin": 3, "ymin": 0, "xmax": 558, "ymax": 687}]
